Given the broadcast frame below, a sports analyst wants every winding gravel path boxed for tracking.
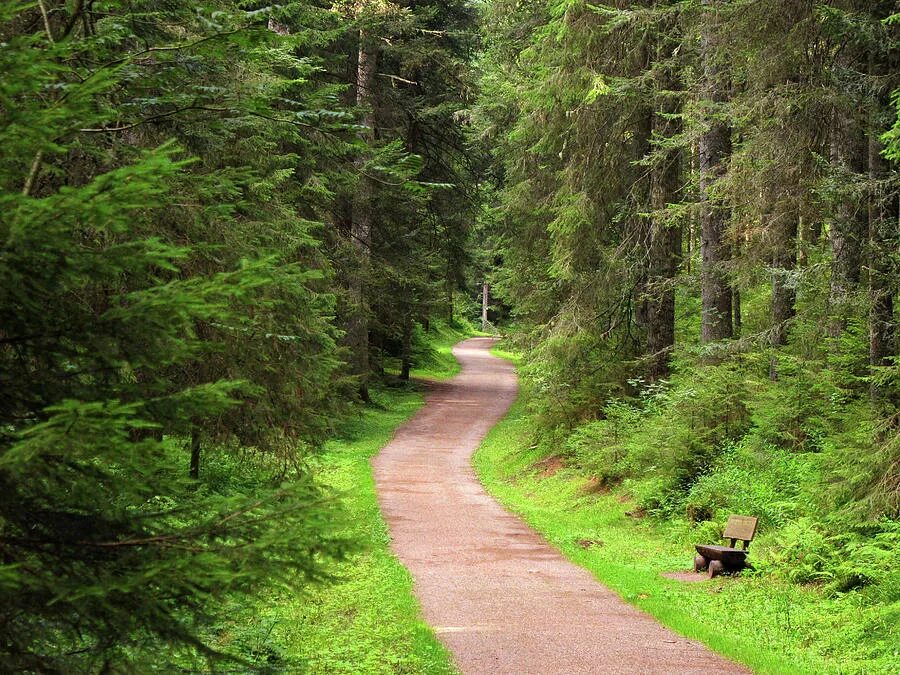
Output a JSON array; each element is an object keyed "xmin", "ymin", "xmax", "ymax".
[{"xmin": 372, "ymin": 337, "xmax": 748, "ymax": 674}]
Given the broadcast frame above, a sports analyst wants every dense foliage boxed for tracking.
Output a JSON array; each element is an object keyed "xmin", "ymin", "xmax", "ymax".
[
  {"xmin": 3, "ymin": 0, "xmax": 898, "ymax": 668},
  {"xmin": 476, "ymin": 0, "xmax": 898, "ymax": 607},
  {"xmin": 0, "ymin": 0, "xmax": 478, "ymax": 668}
]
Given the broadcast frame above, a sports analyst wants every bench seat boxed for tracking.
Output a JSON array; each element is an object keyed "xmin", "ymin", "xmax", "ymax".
[{"xmin": 694, "ymin": 544, "xmax": 748, "ymax": 569}]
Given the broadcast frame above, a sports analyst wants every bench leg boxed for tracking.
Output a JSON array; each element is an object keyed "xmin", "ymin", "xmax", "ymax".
[
  {"xmin": 708, "ymin": 560, "xmax": 724, "ymax": 579},
  {"xmin": 694, "ymin": 554, "xmax": 708, "ymax": 573}
]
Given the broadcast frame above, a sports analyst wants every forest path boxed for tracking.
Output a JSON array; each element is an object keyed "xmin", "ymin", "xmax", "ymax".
[{"xmin": 372, "ymin": 338, "xmax": 747, "ymax": 674}]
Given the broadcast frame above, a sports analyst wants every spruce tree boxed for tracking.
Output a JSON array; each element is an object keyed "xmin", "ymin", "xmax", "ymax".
[{"xmin": 1, "ymin": 1, "xmax": 352, "ymax": 668}]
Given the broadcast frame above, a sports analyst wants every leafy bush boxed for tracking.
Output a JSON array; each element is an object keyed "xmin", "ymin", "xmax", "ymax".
[
  {"xmin": 766, "ymin": 518, "xmax": 900, "ymax": 598},
  {"xmin": 685, "ymin": 441, "xmax": 817, "ymax": 527}
]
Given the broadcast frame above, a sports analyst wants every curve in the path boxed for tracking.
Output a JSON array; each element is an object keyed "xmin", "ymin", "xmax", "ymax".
[{"xmin": 373, "ymin": 337, "xmax": 748, "ymax": 675}]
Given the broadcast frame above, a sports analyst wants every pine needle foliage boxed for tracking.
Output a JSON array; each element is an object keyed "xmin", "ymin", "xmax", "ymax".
[
  {"xmin": 0, "ymin": 1, "xmax": 362, "ymax": 668},
  {"xmin": 475, "ymin": 0, "xmax": 899, "ymax": 609}
]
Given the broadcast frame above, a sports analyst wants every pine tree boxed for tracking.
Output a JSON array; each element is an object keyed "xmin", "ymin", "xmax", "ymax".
[
  {"xmin": 0, "ymin": 1, "xmax": 352, "ymax": 667},
  {"xmin": 698, "ymin": 0, "xmax": 734, "ymax": 344}
]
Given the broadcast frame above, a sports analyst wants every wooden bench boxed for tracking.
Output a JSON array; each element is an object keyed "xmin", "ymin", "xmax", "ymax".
[{"xmin": 694, "ymin": 515, "xmax": 758, "ymax": 578}]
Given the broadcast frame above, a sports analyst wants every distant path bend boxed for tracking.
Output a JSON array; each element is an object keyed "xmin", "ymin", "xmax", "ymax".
[{"xmin": 373, "ymin": 337, "xmax": 747, "ymax": 674}]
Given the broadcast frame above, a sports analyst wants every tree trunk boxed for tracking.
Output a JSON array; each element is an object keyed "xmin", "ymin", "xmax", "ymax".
[
  {"xmin": 828, "ymin": 92, "xmax": 866, "ymax": 337},
  {"xmin": 868, "ymin": 127, "xmax": 897, "ymax": 402},
  {"xmin": 349, "ymin": 29, "xmax": 378, "ymax": 401},
  {"xmin": 646, "ymin": 37, "xmax": 682, "ymax": 379},
  {"xmin": 189, "ymin": 430, "xmax": 201, "ymax": 479},
  {"xmin": 632, "ymin": 109, "xmax": 653, "ymax": 337},
  {"xmin": 770, "ymin": 205, "xmax": 798, "ymax": 349},
  {"xmin": 447, "ymin": 280, "xmax": 454, "ymax": 324},
  {"xmin": 646, "ymin": 178, "xmax": 680, "ymax": 380},
  {"xmin": 699, "ymin": 0, "xmax": 733, "ymax": 344},
  {"xmin": 482, "ymin": 282, "xmax": 489, "ymax": 330},
  {"xmin": 733, "ymin": 225, "xmax": 743, "ymax": 335},
  {"xmin": 400, "ymin": 315, "xmax": 412, "ymax": 381}
]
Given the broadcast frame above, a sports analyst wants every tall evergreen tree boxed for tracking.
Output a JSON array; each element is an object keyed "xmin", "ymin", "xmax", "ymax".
[
  {"xmin": 0, "ymin": 1, "xmax": 354, "ymax": 667},
  {"xmin": 698, "ymin": 0, "xmax": 733, "ymax": 344}
]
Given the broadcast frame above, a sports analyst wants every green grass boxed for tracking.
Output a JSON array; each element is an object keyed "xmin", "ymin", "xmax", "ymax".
[
  {"xmin": 473, "ymin": 397, "xmax": 899, "ymax": 675},
  {"xmin": 383, "ymin": 319, "xmax": 477, "ymax": 381},
  {"xmin": 488, "ymin": 343, "xmax": 522, "ymax": 364},
  {"xmin": 215, "ymin": 386, "xmax": 457, "ymax": 673},
  {"xmin": 210, "ymin": 323, "xmax": 479, "ymax": 672}
]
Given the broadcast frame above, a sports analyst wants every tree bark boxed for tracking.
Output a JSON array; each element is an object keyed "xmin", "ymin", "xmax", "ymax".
[
  {"xmin": 447, "ymin": 282, "xmax": 454, "ymax": 324},
  {"xmin": 189, "ymin": 430, "xmax": 201, "ymax": 479},
  {"xmin": 699, "ymin": 0, "xmax": 733, "ymax": 344},
  {"xmin": 869, "ymin": 129, "xmax": 897, "ymax": 400},
  {"xmin": 770, "ymin": 204, "xmax": 798, "ymax": 349},
  {"xmin": 828, "ymin": 85, "xmax": 866, "ymax": 337},
  {"xmin": 632, "ymin": 108, "xmax": 653, "ymax": 337},
  {"xmin": 647, "ymin": 171, "xmax": 680, "ymax": 380},
  {"xmin": 349, "ymin": 29, "xmax": 378, "ymax": 401},
  {"xmin": 646, "ymin": 35, "xmax": 682, "ymax": 379},
  {"xmin": 400, "ymin": 315, "xmax": 412, "ymax": 381}
]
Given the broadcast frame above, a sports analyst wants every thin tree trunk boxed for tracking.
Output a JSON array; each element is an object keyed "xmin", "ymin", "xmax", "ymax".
[
  {"xmin": 647, "ymin": 183, "xmax": 680, "ymax": 380},
  {"xmin": 400, "ymin": 315, "xmax": 412, "ymax": 381},
  {"xmin": 869, "ymin": 127, "xmax": 897, "ymax": 402},
  {"xmin": 189, "ymin": 430, "xmax": 201, "ymax": 479},
  {"xmin": 769, "ymin": 202, "xmax": 798, "ymax": 381},
  {"xmin": 646, "ymin": 33, "xmax": 682, "ymax": 379},
  {"xmin": 632, "ymin": 108, "xmax": 653, "ymax": 337},
  {"xmin": 350, "ymin": 29, "xmax": 378, "ymax": 401},
  {"xmin": 686, "ymin": 140, "xmax": 697, "ymax": 275},
  {"xmin": 447, "ymin": 277, "xmax": 454, "ymax": 324},
  {"xmin": 699, "ymin": 0, "xmax": 733, "ymax": 344},
  {"xmin": 482, "ymin": 282, "xmax": 489, "ymax": 330},
  {"xmin": 828, "ymin": 90, "xmax": 866, "ymax": 337},
  {"xmin": 770, "ymin": 204, "xmax": 798, "ymax": 349},
  {"xmin": 733, "ymin": 224, "xmax": 742, "ymax": 335}
]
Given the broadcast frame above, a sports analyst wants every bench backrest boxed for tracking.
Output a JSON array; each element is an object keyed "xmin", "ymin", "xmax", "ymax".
[{"xmin": 723, "ymin": 515, "xmax": 758, "ymax": 550}]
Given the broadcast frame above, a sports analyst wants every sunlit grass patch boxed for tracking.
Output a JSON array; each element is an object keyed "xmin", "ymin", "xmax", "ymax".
[{"xmin": 213, "ymin": 387, "xmax": 457, "ymax": 673}]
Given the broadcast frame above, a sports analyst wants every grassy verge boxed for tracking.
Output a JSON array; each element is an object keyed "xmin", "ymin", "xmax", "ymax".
[
  {"xmin": 384, "ymin": 319, "xmax": 478, "ymax": 381},
  {"xmin": 209, "ymin": 325, "xmax": 478, "ymax": 672},
  {"xmin": 473, "ymin": 396, "xmax": 898, "ymax": 674},
  {"xmin": 214, "ymin": 386, "xmax": 456, "ymax": 673}
]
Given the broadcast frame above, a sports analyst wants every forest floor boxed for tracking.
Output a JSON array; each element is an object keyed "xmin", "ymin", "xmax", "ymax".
[{"xmin": 372, "ymin": 338, "xmax": 747, "ymax": 674}]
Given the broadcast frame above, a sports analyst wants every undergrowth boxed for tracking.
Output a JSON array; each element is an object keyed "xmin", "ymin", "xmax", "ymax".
[
  {"xmin": 474, "ymin": 397, "xmax": 899, "ymax": 674},
  {"xmin": 497, "ymin": 275, "xmax": 899, "ymax": 620}
]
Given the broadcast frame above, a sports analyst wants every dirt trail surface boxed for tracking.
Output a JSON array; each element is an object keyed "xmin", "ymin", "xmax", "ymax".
[{"xmin": 373, "ymin": 338, "xmax": 748, "ymax": 674}]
